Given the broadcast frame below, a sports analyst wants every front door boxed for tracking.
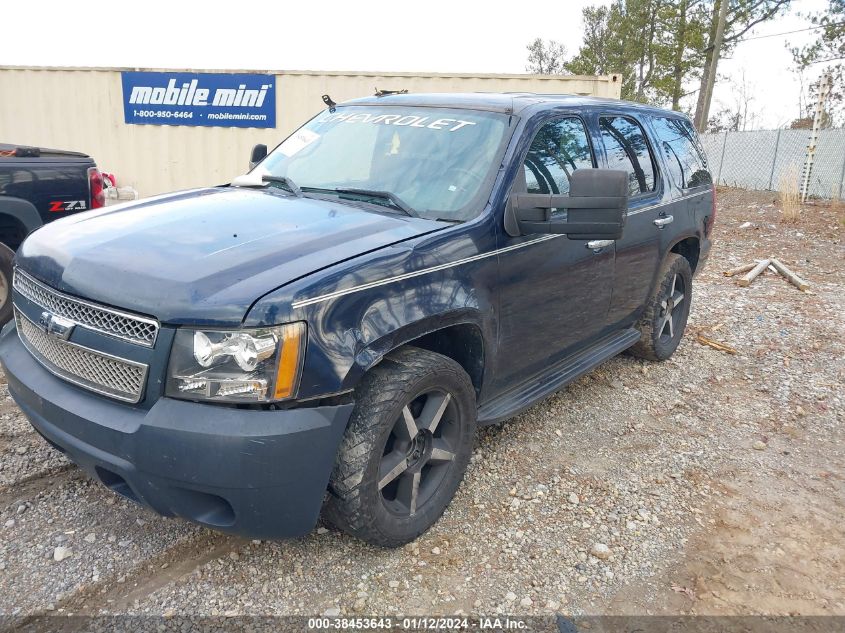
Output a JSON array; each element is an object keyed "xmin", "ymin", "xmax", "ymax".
[{"xmin": 493, "ymin": 115, "xmax": 615, "ymax": 392}]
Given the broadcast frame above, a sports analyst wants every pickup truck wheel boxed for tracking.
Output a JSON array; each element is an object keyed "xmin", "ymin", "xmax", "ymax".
[
  {"xmin": 628, "ymin": 253, "xmax": 692, "ymax": 361},
  {"xmin": 0, "ymin": 243, "xmax": 14, "ymax": 326},
  {"xmin": 324, "ymin": 347, "xmax": 476, "ymax": 547}
]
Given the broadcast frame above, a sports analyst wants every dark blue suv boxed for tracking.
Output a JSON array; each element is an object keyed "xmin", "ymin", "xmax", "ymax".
[{"xmin": 0, "ymin": 93, "xmax": 714, "ymax": 547}]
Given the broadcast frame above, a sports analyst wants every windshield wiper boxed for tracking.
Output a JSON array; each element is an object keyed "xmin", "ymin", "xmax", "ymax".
[
  {"xmin": 262, "ymin": 175, "xmax": 303, "ymax": 197},
  {"xmin": 332, "ymin": 188, "xmax": 418, "ymax": 217}
]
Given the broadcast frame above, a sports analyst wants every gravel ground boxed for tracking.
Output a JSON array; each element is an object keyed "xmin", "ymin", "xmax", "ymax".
[{"xmin": 0, "ymin": 189, "xmax": 843, "ymax": 618}]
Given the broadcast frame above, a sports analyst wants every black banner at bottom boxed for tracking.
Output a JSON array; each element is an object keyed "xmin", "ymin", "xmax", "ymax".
[{"xmin": 2, "ymin": 615, "xmax": 843, "ymax": 633}]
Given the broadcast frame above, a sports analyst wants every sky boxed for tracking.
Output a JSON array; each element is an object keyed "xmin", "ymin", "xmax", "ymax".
[{"xmin": 1, "ymin": 0, "xmax": 833, "ymax": 129}]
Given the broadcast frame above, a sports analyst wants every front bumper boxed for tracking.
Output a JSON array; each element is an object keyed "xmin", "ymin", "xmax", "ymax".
[{"xmin": 0, "ymin": 324, "xmax": 353, "ymax": 539}]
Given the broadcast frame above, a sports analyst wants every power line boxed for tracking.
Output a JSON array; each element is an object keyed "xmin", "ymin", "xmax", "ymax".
[{"xmin": 735, "ymin": 20, "xmax": 845, "ymax": 43}]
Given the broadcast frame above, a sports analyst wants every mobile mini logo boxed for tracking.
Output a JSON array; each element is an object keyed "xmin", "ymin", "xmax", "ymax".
[{"xmin": 128, "ymin": 79, "xmax": 273, "ymax": 108}]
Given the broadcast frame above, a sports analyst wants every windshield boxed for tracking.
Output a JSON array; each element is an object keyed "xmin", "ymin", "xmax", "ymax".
[{"xmin": 254, "ymin": 106, "xmax": 513, "ymax": 221}]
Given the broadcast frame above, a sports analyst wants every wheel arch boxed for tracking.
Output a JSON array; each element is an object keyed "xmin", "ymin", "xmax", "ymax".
[
  {"xmin": 0, "ymin": 197, "xmax": 42, "ymax": 251},
  {"xmin": 342, "ymin": 310, "xmax": 488, "ymax": 399},
  {"xmin": 669, "ymin": 235, "xmax": 701, "ymax": 274}
]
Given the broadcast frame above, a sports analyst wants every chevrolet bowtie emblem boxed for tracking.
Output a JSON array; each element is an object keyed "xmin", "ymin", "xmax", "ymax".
[{"xmin": 38, "ymin": 311, "xmax": 75, "ymax": 341}]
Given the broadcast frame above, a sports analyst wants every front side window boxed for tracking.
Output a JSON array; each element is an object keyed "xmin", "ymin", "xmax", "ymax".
[
  {"xmin": 523, "ymin": 117, "xmax": 594, "ymax": 195},
  {"xmin": 255, "ymin": 106, "xmax": 513, "ymax": 221},
  {"xmin": 599, "ymin": 116, "xmax": 657, "ymax": 196},
  {"xmin": 651, "ymin": 117, "xmax": 712, "ymax": 190}
]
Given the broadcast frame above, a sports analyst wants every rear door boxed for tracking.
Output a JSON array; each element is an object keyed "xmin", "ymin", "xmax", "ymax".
[
  {"xmin": 648, "ymin": 115, "xmax": 714, "ymax": 254},
  {"xmin": 493, "ymin": 114, "xmax": 615, "ymax": 391},
  {"xmin": 595, "ymin": 113, "xmax": 665, "ymax": 327}
]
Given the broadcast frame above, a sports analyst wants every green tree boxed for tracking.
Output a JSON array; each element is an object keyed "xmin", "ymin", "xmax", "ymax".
[
  {"xmin": 532, "ymin": 0, "xmax": 791, "ymax": 117},
  {"xmin": 562, "ymin": 0, "xmax": 708, "ymax": 106}
]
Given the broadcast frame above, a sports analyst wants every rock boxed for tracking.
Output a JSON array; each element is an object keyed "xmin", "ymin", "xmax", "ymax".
[
  {"xmin": 739, "ymin": 221, "xmax": 754, "ymax": 229},
  {"xmin": 388, "ymin": 580, "xmax": 400, "ymax": 588},
  {"xmin": 4, "ymin": 519, "xmax": 14, "ymax": 528},
  {"xmin": 15, "ymin": 445, "xmax": 27, "ymax": 455},
  {"xmin": 53, "ymin": 546, "xmax": 72, "ymax": 562},
  {"xmin": 84, "ymin": 533, "xmax": 96, "ymax": 543},
  {"xmin": 753, "ymin": 440, "xmax": 767, "ymax": 450},
  {"xmin": 568, "ymin": 493, "xmax": 579, "ymax": 505},
  {"xmin": 16, "ymin": 504, "xmax": 26, "ymax": 515},
  {"xmin": 316, "ymin": 527, "xmax": 329, "ymax": 535},
  {"xmin": 431, "ymin": 546, "xmax": 441, "ymax": 555},
  {"xmin": 520, "ymin": 597, "xmax": 533, "ymax": 607},
  {"xmin": 590, "ymin": 543, "xmax": 611, "ymax": 560},
  {"xmin": 555, "ymin": 429, "xmax": 563, "ymax": 437},
  {"xmin": 626, "ymin": 520, "xmax": 638, "ymax": 531},
  {"xmin": 546, "ymin": 600, "xmax": 560, "ymax": 611},
  {"xmin": 323, "ymin": 607, "xmax": 341, "ymax": 617},
  {"xmin": 505, "ymin": 591, "xmax": 517, "ymax": 602}
]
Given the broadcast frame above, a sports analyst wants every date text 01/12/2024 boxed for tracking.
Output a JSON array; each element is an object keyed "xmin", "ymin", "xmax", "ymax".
[{"xmin": 306, "ymin": 616, "xmax": 530, "ymax": 630}]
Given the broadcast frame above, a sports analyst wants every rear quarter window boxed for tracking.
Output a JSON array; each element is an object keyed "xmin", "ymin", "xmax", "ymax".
[{"xmin": 651, "ymin": 117, "xmax": 712, "ymax": 190}]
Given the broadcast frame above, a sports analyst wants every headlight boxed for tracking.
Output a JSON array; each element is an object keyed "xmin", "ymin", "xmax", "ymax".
[{"xmin": 165, "ymin": 323, "xmax": 306, "ymax": 403}]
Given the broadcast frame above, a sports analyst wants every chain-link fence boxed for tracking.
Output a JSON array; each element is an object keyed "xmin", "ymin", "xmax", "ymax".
[{"xmin": 699, "ymin": 128, "xmax": 845, "ymax": 199}]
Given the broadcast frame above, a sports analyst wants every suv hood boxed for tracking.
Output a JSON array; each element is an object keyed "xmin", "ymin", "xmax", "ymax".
[{"xmin": 16, "ymin": 187, "xmax": 447, "ymax": 325}]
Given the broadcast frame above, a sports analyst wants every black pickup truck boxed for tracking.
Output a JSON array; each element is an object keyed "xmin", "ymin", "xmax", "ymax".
[
  {"xmin": 0, "ymin": 144, "xmax": 105, "ymax": 324},
  {"xmin": 0, "ymin": 94, "xmax": 714, "ymax": 547}
]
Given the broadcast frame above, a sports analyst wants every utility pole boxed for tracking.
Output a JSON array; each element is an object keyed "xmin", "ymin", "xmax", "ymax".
[
  {"xmin": 694, "ymin": 0, "xmax": 729, "ymax": 132},
  {"xmin": 800, "ymin": 73, "xmax": 832, "ymax": 202}
]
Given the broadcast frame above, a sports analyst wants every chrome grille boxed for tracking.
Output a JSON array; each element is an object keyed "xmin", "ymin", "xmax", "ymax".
[
  {"xmin": 13, "ymin": 269, "xmax": 159, "ymax": 347},
  {"xmin": 15, "ymin": 309, "xmax": 148, "ymax": 403}
]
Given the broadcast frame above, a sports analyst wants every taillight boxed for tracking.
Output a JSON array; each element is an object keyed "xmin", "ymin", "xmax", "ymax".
[
  {"xmin": 705, "ymin": 186, "xmax": 717, "ymax": 236},
  {"xmin": 87, "ymin": 166, "xmax": 105, "ymax": 209}
]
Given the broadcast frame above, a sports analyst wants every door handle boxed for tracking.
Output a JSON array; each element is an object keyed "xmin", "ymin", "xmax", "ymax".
[
  {"xmin": 586, "ymin": 239, "xmax": 614, "ymax": 251},
  {"xmin": 654, "ymin": 215, "xmax": 674, "ymax": 228}
]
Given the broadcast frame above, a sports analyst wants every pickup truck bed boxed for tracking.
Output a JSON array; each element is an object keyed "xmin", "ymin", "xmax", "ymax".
[{"xmin": 0, "ymin": 143, "xmax": 103, "ymax": 323}]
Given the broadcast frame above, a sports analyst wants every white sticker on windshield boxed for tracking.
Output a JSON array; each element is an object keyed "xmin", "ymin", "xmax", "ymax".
[
  {"xmin": 316, "ymin": 111, "xmax": 478, "ymax": 132},
  {"xmin": 279, "ymin": 128, "xmax": 320, "ymax": 157}
]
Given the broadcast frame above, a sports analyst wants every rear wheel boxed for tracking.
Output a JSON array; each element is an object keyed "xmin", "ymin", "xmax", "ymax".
[
  {"xmin": 324, "ymin": 347, "xmax": 476, "ymax": 547},
  {"xmin": 0, "ymin": 243, "xmax": 15, "ymax": 326},
  {"xmin": 628, "ymin": 253, "xmax": 692, "ymax": 361}
]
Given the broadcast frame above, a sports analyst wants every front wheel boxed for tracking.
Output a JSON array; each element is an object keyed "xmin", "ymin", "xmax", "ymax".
[
  {"xmin": 628, "ymin": 253, "xmax": 693, "ymax": 361},
  {"xmin": 323, "ymin": 347, "xmax": 476, "ymax": 547},
  {"xmin": 0, "ymin": 243, "xmax": 15, "ymax": 326}
]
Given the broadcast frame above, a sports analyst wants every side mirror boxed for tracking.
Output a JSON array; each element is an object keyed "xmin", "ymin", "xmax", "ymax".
[
  {"xmin": 249, "ymin": 144, "xmax": 268, "ymax": 170},
  {"xmin": 504, "ymin": 169, "xmax": 629, "ymax": 239}
]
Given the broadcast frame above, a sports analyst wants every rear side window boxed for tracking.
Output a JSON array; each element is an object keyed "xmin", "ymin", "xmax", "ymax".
[
  {"xmin": 524, "ymin": 117, "xmax": 594, "ymax": 195},
  {"xmin": 599, "ymin": 116, "xmax": 657, "ymax": 196},
  {"xmin": 651, "ymin": 117, "xmax": 712, "ymax": 189}
]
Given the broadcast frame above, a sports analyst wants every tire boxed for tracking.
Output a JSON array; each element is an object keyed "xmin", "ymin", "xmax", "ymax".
[
  {"xmin": 627, "ymin": 253, "xmax": 692, "ymax": 361},
  {"xmin": 323, "ymin": 346, "xmax": 477, "ymax": 547},
  {"xmin": 0, "ymin": 243, "xmax": 14, "ymax": 326}
]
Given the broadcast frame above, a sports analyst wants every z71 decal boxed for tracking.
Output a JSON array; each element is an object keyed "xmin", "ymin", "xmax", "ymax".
[{"xmin": 49, "ymin": 200, "xmax": 87, "ymax": 212}]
